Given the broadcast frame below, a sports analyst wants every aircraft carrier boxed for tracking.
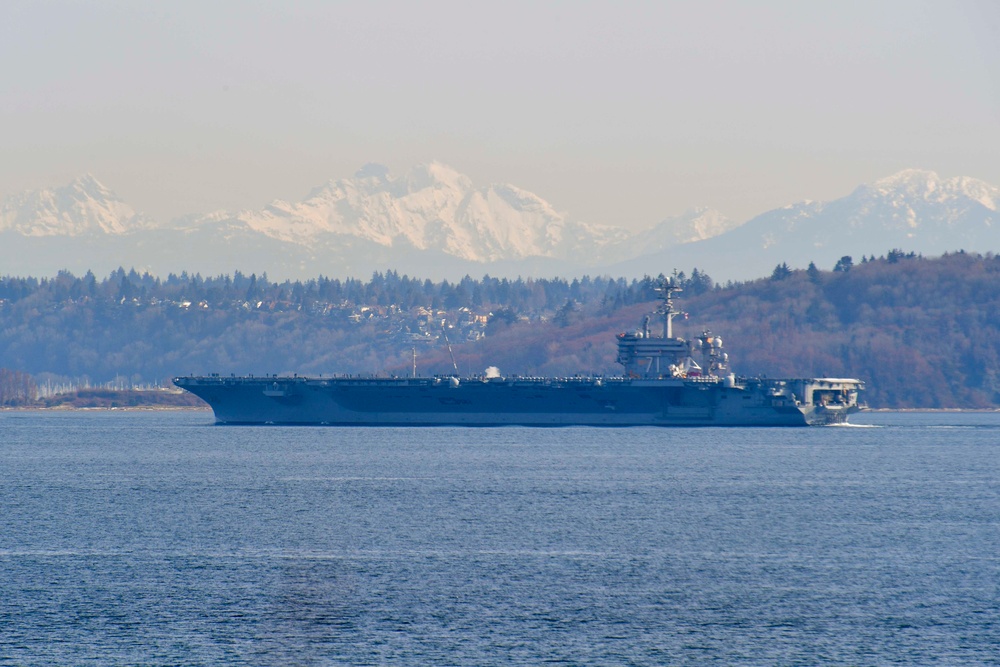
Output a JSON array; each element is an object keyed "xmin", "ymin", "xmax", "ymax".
[{"xmin": 174, "ymin": 278, "xmax": 864, "ymax": 426}]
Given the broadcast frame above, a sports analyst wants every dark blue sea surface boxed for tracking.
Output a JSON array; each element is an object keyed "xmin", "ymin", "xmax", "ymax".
[{"xmin": 1, "ymin": 410, "xmax": 998, "ymax": 665}]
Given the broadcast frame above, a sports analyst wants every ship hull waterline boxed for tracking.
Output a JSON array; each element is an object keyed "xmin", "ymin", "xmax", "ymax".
[{"xmin": 174, "ymin": 376, "xmax": 862, "ymax": 427}]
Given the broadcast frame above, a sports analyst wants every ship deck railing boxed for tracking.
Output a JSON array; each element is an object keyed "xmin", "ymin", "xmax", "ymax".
[{"xmin": 176, "ymin": 373, "xmax": 740, "ymax": 387}]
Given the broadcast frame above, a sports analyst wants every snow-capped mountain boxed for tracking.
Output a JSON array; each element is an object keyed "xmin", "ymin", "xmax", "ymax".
[
  {"xmin": 1, "ymin": 166, "xmax": 997, "ymax": 281},
  {"xmin": 219, "ymin": 162, "xmax": 625, "ymax": 263},
  {"xmin": 619, "ymin": 169, "xmax": 1000, "ymax": 281},
  {"xmin": 835, "ymin": 169, "xmax": 997, "ymax": 241},
  {"xmin": 611, "ymin": 208, "xmax": 737, "ymax": 261},
  {"xmin": 0, "ymin": 174, "xmax": 153, "ymax": 236}
]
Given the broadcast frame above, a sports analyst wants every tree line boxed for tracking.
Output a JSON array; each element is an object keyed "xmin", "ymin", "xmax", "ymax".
[
  {"xmin": 0, "ymin": 267, "xmax": 714, "ymax": 388},
  {"xmin": 0, "ymin": 267, "xmax": 715, "ymax": 313},
  {"xmin": 1, "ymin": 251, "xmax": 998, "ymax": 408}
]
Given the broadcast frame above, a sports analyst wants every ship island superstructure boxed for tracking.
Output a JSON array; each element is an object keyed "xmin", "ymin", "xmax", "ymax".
[{"xmin": 174, "ymin": 277, "xmax": 864, "ymax": 426}]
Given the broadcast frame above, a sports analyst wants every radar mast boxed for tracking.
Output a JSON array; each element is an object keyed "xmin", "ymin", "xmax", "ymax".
[{"xmin": 654, "ymin": 275, "xmax": 683, "ymax": 338}]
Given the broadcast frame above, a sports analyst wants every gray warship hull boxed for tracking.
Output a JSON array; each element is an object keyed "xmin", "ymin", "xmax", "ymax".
[{"xmin": 173, "ymin": 375, "xmax": 863, "ymax": 427}]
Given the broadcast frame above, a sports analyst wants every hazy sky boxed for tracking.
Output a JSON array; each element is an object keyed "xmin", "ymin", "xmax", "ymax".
[{"xmin": 3, "ymin": 0, "xmax": 998, "ymax": 229}]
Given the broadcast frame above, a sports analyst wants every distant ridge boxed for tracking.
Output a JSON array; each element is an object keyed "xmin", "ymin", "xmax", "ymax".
[
  {"xmin": 0, "ymin": 174, "xmax": 153, "ymax": 236},
  {"xmin": 614, "ymin": 169, "xmax": 1000, "ymax": 280},
  {"xmin": 1, "ymin": 166, "xmax": 997, "ymax": 281}
]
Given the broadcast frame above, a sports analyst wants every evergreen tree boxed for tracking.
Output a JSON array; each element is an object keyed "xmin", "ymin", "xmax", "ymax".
[
  {"xmin": 771, "ymin": 263, "xmax": 792, "ymax": 281},
  {"xmin": 833, "ymin": 256, "xmax": 854, "ymax": 272},
  {"xmin": 806, "ymin": 261, "xmax": 821, "ymax": 283}
]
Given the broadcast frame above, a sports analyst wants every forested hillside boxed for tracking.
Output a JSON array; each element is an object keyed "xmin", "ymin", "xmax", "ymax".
[
  {"xmin": 0, "ymin": 269, "xmax": 693, "ymax": 389},
  {"xmin": 1, "ymin": 252, "xmax": 998, "ymax": 408},
  {"xmin": 690, "ymin": 252, "xmax": 1000, "ymax": 408}
]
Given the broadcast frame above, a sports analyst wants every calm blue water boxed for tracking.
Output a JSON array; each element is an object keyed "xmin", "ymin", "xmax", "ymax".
[{"xmin": 1, "ymin": 410, "xmax": 998, "ymax": 665}]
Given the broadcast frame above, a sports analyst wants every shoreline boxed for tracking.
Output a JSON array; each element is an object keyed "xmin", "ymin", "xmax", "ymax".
[
  {"xmin": 864, "ymin": 408, "xmax": 1000, "ymax": 413},
  {"xmin": 2, "ymin": 406, "xmax": 998, "ymax": 413},
  {"xmin": 1, "ymin": 405, "xmax": 212, "ymax": 412}
]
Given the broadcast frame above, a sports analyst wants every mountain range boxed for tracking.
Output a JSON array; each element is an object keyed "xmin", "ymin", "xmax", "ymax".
[
  {"xmin": 1, "ymin": 164, "xmax": 997, "ymax": 282},
  {"xmin": 614, "ymin": 169, "xmax": 1000, "ymax": 279}
]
